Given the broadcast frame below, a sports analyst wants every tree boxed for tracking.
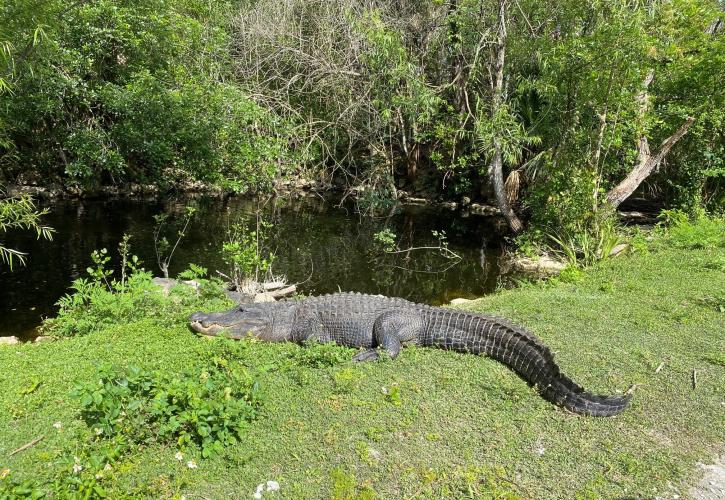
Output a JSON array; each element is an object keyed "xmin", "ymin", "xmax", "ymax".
[{"xmin": 485, "ymin": 0, "xmax": 524, "ymax": 233}]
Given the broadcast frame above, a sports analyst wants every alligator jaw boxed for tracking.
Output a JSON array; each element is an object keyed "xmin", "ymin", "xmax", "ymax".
[
  {"xmin": 189, "ymin": 320, "xmax": 223, "ymax": 336},
  {"xmin": 188, "ymin": 310, "xmax": 272, "ymax": 339}
]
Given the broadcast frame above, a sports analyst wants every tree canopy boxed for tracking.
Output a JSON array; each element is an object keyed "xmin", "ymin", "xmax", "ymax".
[{"xmin": 1, "ymin": 0, "xmax": 722, "ymax": 234}]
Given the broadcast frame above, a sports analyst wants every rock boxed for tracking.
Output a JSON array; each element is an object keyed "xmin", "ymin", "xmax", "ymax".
[
  {"xmin": 263, "ymin": 281, "xmax": 289, "ymax": 291},
  {"xmin": 469, "ymin": 203, "xmax": 500, "ymax": 215},
  {"xmin": 450, "ymin": 298, "xmax": 472, "ymax": 305},
  {"xmin": 609, "ymin": 243, "xmax": 629, "ymax": 257},
  {"xmin": 405, "ymin": 197, "xmax": 429, "ymax": 205},
  {"xmin": 0, "ymin": 336, "xmax": 20, "ymax": 345},
  {"xmin": 690, "ymin": 456, "xmax": 725, "ymax": 500},
  {"xmin": 461, "ymin": 196, "xmax": 471, "ymax": 206},
  {"xmin": 225, "ymin": 290, "xmax": 254, "ymax": 304},
  {"xmin": 151, "ymin": 277, "xmax": 200, "ymax": 296},
  {"xmin": 254, "ymin": 293, "xmax": 276, "ymax": 303},
  {"xmin": 439, "ymin": 201, "xmax": 458, "ymax": 210},
  {"xmin": 511, "ymin": 255, "xmax": 566, "ymax": 276},
  {"xmin": 33, "ymin": 336, "xmax": 52, "ymax": 343}
]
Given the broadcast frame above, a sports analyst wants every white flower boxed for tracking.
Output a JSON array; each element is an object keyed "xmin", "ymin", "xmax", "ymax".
[
  {"xmin": 535, "ymin": 446, "xmax": 546, "ymax": 456},
  {"xmin": 53, "ymin": 421, "xmax": 62, "ymax": 430},
  {"xmin": 103, "ymin": 463, "xmax": 112, "ymax": 472},
  {"xmin": 94, "ymin": 427, "xmax": 103, "ymax": 436},
  {"xmin": 175, "ymin": 451, "xmax": 184, "ymax": 461},
  {"xmin": 255, "ymin": 483, "xmax": 265, "ymax": 494},
  {"xmin": 72, "ymin": 459, "xmax": 83, "ymax": 474},
  {"xmin": 266, "ymin": 480, "xmax": 280, "ymax": 492},
  {"xmin": 253, "ymin": 493, "xmax": 262, "ymax": 500},
  {"xmin": 186, "ymin": 460, "xmax": 198, "ymax": 469}
]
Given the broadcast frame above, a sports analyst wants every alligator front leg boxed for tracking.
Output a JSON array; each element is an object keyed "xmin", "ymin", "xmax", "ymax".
[{"xmin": 352, "ymin": 310, "xmax": 424, "ymax": 362}]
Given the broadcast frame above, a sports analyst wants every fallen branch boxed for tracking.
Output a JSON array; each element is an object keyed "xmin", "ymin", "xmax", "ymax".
[
  {"xmin": 267, "ymin": 284, "xmax": 297, "ymax": 299},
  {"xmin": 606, "ymin": 116, "xmax": 696, "ymax": 207},
  {"xmin": 9, "ymin": 435, "xmax": 44, "ymax": 457}
]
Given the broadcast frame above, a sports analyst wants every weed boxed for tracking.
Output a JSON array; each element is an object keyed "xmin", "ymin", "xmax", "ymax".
[
  {"xmin": 71, "ymin": 360, "xmax": 263, "ymax": 458},
  {"xmin": 382, "ymin": 384, "xmax": 402, "ymax": 405},
  {"xmin": 332, "ymin": 368, "xmax": 364, "ymax": 394},
  {"xmin": 292, "ymin": 340, "xmax": 350, "ymax": 368}
]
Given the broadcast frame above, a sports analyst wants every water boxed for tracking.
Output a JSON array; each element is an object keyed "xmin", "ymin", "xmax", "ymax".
[{"xmin": 0, "ymin": 196, "xmax": 508, "ymax": 339}]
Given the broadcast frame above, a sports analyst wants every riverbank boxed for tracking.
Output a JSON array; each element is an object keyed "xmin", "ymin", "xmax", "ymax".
[
  {"xmin": 4, "ymin": 181, "xmax": 504, "ymax": 217},
  {"xmin": 1, "ymin": 219, "xmax": 723, "ymax": 497}
]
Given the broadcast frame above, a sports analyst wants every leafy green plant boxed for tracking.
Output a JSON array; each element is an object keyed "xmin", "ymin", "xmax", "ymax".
[
  {"xmin": 177, "ymin": 263, "xmax": 208, "ymax": 281},
  {"xmin": 0, "ymin": 191, "xmax": 54, "ymax": 269},
  {"xmin": 373, "ymin": 228, "xmax": 397, "ymax": 252},
  {"xmin": 153, "ymin": 205, "xmax": 197, "ymax": 279},
  {"xmin": 330, "ymin": 466, "xmax": 377, "ymax": 500},
  {"xmin": 44, "ymin": 242, "xmax": 228, "ymax": 337},
  {"xmin": 547, "ymin": 219, "xmax": 622, "ymax": 268},
  {"xmin": 221, "ymin": 214, "xmax": 275, "ymax": 290},
  {"xmin": 71, "ymin": 360, "xmax": 263, "ymax": 458},
  {"xmin": 382, "ymin": 384, "xmax": 402, "ymax": 406},
  {"xmin": 332, "ymin": 368, "xmax": 364, "ymax": 394}
]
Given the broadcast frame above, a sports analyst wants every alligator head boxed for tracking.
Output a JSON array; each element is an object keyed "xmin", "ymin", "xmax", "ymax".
[{"xmin": 189, "ymin": 304, "xmax": 278, "ymax": 340}]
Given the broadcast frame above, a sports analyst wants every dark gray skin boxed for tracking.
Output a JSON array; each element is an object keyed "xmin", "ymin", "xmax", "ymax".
[{"xmin": 189, "ymin": 292, "xmax": 631, "ymax": 416}]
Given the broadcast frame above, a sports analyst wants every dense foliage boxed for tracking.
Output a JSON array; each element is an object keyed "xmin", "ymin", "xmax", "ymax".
[
  {"xmin": 236, "ymin": 0, "xmax": 723, "ymax": 218},
  {"xmin": 0, "ymin": 0, "xmax": 290, "ymax": 192},
  {"xmin": 1, "ymin": 0, "xmax": 722, "ymax": 232}
]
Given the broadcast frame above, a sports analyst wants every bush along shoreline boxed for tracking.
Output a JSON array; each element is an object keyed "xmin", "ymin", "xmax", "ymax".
[{"xmin": 0, "ymin": 215, "xmax": 723, "ymax": 497}]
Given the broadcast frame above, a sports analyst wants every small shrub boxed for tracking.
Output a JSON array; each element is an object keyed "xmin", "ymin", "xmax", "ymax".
[
  {"xmin": 222, "ymin": 215, "xmax": 275, "ymax": 290},
  {"xmin": 546, "ymin": 218, "xmax": 622, "ymax": 268},
  {"xmin": 44, "ymin": 250, "xmax": 228, "ymax": 337},
  {"xmin": 71, "ymin": 360, "xmax": 263, "ymax": 458},
  {"xmin": 657, "ymin": 211, "xmax": 725, "ymax": 249}
]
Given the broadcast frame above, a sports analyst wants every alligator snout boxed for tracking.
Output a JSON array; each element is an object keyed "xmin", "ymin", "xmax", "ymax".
[{"xmin": 189, "ymin": 311, "xmax": 206, "ymax": 324}]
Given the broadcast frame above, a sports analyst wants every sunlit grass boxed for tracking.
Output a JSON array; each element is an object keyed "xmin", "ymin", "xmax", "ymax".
[{"xmin": 1, "ymin": 227, "xmax": 723, "ymax": 497}]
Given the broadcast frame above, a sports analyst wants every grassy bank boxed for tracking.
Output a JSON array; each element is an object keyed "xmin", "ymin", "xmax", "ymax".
[{"xmin": 1, "ymin": 222, "xmax": 723, "ymax": 498}]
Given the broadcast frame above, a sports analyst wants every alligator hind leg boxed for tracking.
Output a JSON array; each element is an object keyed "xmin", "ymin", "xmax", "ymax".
[{"xmin": 352, "ymin": 310, "xmax": 424, "ymax": 362}]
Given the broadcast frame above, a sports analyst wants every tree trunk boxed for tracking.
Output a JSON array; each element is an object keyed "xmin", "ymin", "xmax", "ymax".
[
  {"xmin": 605, "ymin": 69, "xmax": 695, "ymax": 208},
  {"xmin": 489, "ymin": 0, "xmax": 524, "ymax": 233},
  {"xmin": 606, "ymin": 116, "xmax": 695, "ymax": 208}
]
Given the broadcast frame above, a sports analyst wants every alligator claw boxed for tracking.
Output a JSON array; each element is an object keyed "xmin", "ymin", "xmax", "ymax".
[{"xmin": 352, "ymin": 349, "xmax": 380, "ymax": 362}]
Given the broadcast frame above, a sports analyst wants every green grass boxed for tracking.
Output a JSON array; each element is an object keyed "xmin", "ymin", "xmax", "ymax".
[{"xmin": 1, "ymin": 233, "xmax": 724, "ymax": 498}]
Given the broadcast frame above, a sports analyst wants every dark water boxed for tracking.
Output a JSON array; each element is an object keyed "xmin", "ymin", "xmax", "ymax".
[{"xmin": 0, "ymin": 196, "xmax": 508, "ymax": 339}]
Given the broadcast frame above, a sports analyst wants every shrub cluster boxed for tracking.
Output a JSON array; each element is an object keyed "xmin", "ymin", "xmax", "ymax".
[{"xmin": 71, "ymin": 359, "xmax": 263, "ymax": 459}]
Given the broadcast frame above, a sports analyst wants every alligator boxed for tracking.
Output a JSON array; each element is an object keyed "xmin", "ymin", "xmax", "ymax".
[{"xmin": 189, "ymin": 292, "xmax": 631, "ymax": 416}]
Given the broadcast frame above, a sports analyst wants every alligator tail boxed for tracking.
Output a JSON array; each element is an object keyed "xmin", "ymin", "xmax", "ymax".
[
  {"xmin": 438, "ymin": 312, "xmax": 632, "ymax": 416},
  {"xmin": 491, "ymin": 319, "xmax": 632, "ymax": 417},
  {"xmin": 540, "ymin": 373, "xmax": 631, "ymax": 417}
]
